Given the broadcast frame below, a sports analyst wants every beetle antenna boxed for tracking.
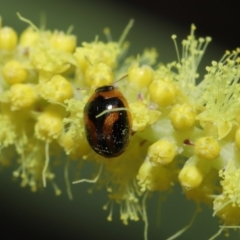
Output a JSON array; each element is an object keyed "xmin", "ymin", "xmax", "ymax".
[{"xmin": 114, "ymin": 74, "xmax": 128, "ymax": 85}]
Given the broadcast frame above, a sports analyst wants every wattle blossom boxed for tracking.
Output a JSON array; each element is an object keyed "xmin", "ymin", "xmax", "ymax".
[{"xmin": 0, "ymin": 13, "xmax": 240, "ymax": 239}]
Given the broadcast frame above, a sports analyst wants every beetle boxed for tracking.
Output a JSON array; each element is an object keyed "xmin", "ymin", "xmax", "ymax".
[{"xmin": 83, "ymin": 85, "xmax": 132, "ymax": 158}]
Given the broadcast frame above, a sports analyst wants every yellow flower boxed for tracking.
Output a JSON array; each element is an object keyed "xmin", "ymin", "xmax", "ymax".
[{"xmin": 1, "ymin": 14, "xmax": 240, "ymax": 240}]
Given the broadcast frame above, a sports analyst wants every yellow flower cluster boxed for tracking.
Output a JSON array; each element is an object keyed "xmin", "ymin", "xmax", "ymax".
[{"xmin": 0, "ymin": 13, "xmax": 240, "ymax": 239}]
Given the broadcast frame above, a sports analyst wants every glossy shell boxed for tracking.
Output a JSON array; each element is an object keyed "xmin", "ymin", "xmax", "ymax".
[{"xmin": 84, "ymin": 85, "xmax": 132, "ymax": 158}]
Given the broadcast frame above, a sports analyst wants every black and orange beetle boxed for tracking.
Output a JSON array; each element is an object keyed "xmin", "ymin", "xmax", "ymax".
[{"xmin": 84, "ymin": 85, "xmax": 132, "ymax": 158}]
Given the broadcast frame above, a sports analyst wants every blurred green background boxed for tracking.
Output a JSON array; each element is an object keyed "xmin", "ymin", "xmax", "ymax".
[{"xmin": 0, "ymin": 0, "xmax": 239, "ymax": 239}]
